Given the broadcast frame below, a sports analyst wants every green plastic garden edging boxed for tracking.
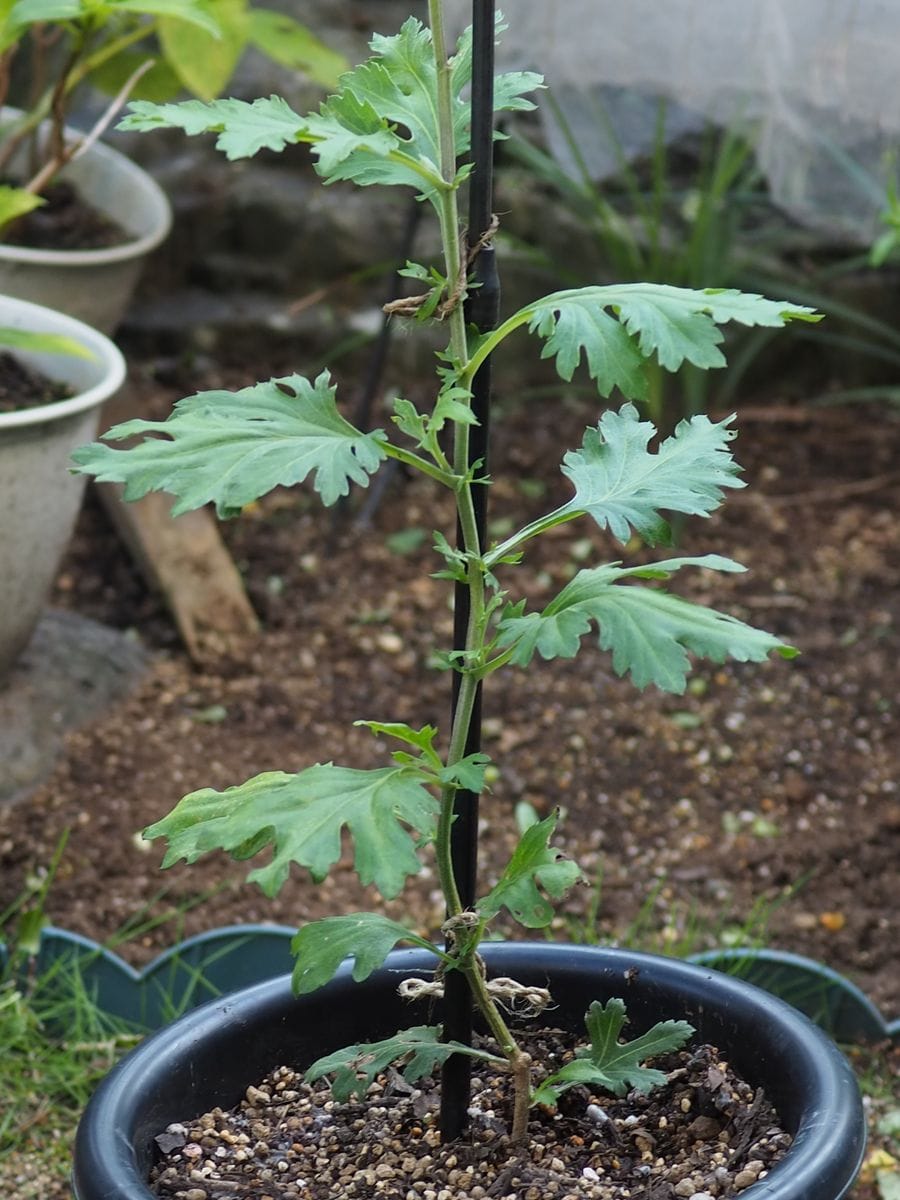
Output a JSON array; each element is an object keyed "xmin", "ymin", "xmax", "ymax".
[{"xmin": 1, "ymin": 925, "xmax": 896, "ymax": 1041}]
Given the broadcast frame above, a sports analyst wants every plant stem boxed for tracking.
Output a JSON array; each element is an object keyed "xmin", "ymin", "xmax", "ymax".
[{"xmin": 459, "ymin": 955, "xmax": 532, "ymax": 1142}]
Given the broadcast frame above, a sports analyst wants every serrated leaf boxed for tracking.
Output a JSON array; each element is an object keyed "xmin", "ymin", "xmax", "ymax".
[
  {"xmin": 122, "ymin": 16, "xmax": 539, "ymax": 197},
  {"xmin": 392, "ymin": 397, "xmax": 428, "ymax": 444},
  {"xmin": 478, "ymin": 811, "xmax": 582, "ymax": 927},
  {"xmin": 534, "ymin": 998, "xmax": 694, "ymax": 1106},
  {"xmin": 72, "ymin": 371, "xmax": 387, "ymax": 515},
  {"xmin": 431, "ymin": 387, "xmax": 477, "ymax": 430},
  {"xmin": 290, "ymin": 913, "xmax": 440, "ymax": 995},
  {"xmin": 355, "ymin": 721, "xmax": 439, "ymax": 755},
  {"xmin": 142, "ymin": 763, "xmax": 439, "ymax": 899},
  {"xmin": 247, "ymin": 8, "xmax": 348, "ymax": 89},
  {"xmin": 560, "ymin": 405, "xmax": 744, "ymax": 545},
  {"xmin": 303, "ymin": 90, "xmax": 403, "ymax": 182},
  {"xmin": 496, "ymin": 558, "xmax": 796, "ymax": 693},
  {"xmin": 437, "ymin": 752, "xmax": 492, "ymax": 793},
  {"xmin": 317, "ymin": 16, "xmax": 539, "ymax": 196},
  {"xmin": 520, "ymin": 285, "xmax": 818, "ymax": 400},
  {"xmin": 306, "ymin": 1025, "xmax": 503, "ymax": 1104},
  {"xmin": 120, "ymin": 95, "xmax": 307, "ymax": 158}
]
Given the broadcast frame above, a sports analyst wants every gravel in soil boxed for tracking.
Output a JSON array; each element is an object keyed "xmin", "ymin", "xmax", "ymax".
[{"xmin": 149, "ymin": 1036, "xmax": 789, "ymax": 1200}]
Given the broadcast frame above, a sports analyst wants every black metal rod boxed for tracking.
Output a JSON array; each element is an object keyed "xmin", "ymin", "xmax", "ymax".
[{"xmin": 441, "ymin": 0, "xmax": 498, "ymax": 1143}]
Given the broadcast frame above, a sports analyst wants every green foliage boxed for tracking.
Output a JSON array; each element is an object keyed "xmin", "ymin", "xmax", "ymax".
[
  {"xmin": 496, "ymin": 284, "xmax": 818, "ymax": 402},
  {"xmin": 291, "ymin": 914, "xmax": 443, "ymax": 995},
  {"xmin": 0, "ymin": 324, "xmax": 95, "ymax": 359},
  {"xmin": 246, "ymin": 8, "xmax": 347, "ymax": 90},
  {"xmin": 533, "ymin": 998, "xmax": 694, "ymax": 1107},
  {"xmin": 0, "ymin": 0, "xmax": 345, "ymax": 223},
  {"xmin": 71, "ymin": 373, "xmax": 388, "ymax": 515},
  {"xmin": 559, "ymin": 404, "xmax": 743, "ymax": 544},
  {"xmin": 306, "ymin": 1026, "xmax": 504, "ymax": 1104},
  {"xmin": 0, "ymin": 184, "xmax": 43, "ymax": 227},
  {"xmin": 496, "ymin": 559, "xmax": 796, "ymax": 692},
  {"xmin": 478, "ymin": 812, "xmax": 583, "ymax": 928},
  {"xmin": 121, "ymin": 16, "xmax": 540, "ymax": 206},
  {"xmin": 504, "ymin": 98, "xmax": 769, "ymax": 426},
  {"xmin": 9, "ymin": 0, "xmax": 216, "ymax": 31},
  {"xmin": 72, "ymin": 4, "xmax": 812, "ymax": 1141},
  {"xmin": 143, "ymin": 764, "xmax": 440, "ymax": 899}
]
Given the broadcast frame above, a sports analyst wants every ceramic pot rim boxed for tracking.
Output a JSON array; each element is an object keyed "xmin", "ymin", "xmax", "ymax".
[
  {"xmin": 0, "ymin": 109, "xmax": 172, "ymax": 267},
  {"xmin": 0, "ymin": 294, "xmax": 126, "ymax": 428}
]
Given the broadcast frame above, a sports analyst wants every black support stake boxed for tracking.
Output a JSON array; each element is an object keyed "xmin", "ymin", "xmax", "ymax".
[{"xmin": 441, "ymin": 0, "xmax": 499, "ymax": 1143}]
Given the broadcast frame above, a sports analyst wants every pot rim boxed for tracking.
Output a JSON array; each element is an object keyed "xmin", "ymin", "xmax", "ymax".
[
  {"xmin": 0, "ymin": 109, "xmax": 172, "ymax": 266},
  {"xmin": 73, "ymin": 942, "xmax": 867, "ymax": 1200},
  {"xmin": 0, "ymin": 294, "xmax": 126, "ymax": 428}
]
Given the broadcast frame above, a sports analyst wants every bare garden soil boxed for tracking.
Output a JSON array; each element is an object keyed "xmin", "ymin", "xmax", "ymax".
[
  {"xmin": 0, "ymin": 355, "xmax": 897, "ymax": 1198},
  {"xmin": 0, "ymin": 359, "xmax": 895, "ymax": 1020},
  {"xmin": 1, "ymin": 362, "xmax": 898, "ymax": 1014}
]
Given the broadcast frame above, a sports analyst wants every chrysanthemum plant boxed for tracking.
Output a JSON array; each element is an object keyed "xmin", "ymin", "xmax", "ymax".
[{"xmin": 73, "ymin": 3, "xmax": 815, "ymax": 1144}]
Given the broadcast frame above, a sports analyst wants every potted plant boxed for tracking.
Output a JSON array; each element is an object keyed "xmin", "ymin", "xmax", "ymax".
[
  {"xmin": 71, "ymin": 5, "xmax": 866, "ymax": 1198},
  {"xmin": 0, "ymin": 0, "xmax": 346, "ymax": 332},
  {"xmin": 0, "ymin": 292, "xmax": 125, "ymax": 677}
]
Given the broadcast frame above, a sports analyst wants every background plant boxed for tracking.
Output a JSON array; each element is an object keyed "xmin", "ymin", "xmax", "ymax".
[
  {"xmin": 0, "ymin": 0, "xmax": 347, "ymax": 232},
  {"xmin": 74, "ymin": 6, "xmax": 816, "ymax": 1144}
]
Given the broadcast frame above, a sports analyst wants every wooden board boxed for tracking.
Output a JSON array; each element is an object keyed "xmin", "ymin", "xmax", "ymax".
[{"xmin": 95, "ymin": 384, "xmax": 259, "ymax": 660}]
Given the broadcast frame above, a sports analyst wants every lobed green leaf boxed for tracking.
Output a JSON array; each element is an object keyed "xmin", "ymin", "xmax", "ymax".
[
  {"xmin": 120, "ymin": 95, "xmax": 308, "ymax": 158},
  {"xmin": 119, "ymin": 16, "xmax": 540, "ymax": 197},
  {"xmin": 142, "ymin": 763, "xmax": 439, "ymax": 899},
  {"xmin": 290, "ymin": 914, "xmax": 441, "ymax": 995},
  {"xmin": 559, "ymin": 404, "xmax": 744, "ymax": 545},
  {"xmin": 518, "ymin": 284, "xmax": 819, "ymax": 400},
  {"xmin": 437, "ymin": 752, "xmax": 492, "ymax": 793},
  {"xmin": 478, "ymin": 811, "xmax": 583, "ymax": 928},
  {"xmin": 306, "ymin": 1026, "xmax": 503, "ymax": 1104},
  {"xmin": 71, "ymin": 372, "xmax": 387, "ymax": 515},
  {"xmin": 533, "ymin": 997, "xmax": 694, "ymax": 1107},
  {"xmin": 496, "ymin": 557, "xmax": 797, "ymax": 693}
]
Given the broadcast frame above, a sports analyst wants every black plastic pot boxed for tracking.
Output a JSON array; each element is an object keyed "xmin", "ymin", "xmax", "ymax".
[{"xmin": 73, "ymin": 943, "xmax": 866, "ymax": 1200}]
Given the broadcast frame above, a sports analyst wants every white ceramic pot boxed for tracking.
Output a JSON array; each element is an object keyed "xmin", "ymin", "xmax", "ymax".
[
  {"xmin": 0, "ymin": 111, "xmax": 172, "ymax": 333},
  {"xmin": 0, "ymin": 295, "xmax": 126, "ymax": 678}
]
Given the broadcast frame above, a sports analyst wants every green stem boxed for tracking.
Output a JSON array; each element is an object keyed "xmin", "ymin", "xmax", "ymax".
[
  {"xmin": 461, "ymin": 304, "xmax": 538, "ymax": 384},
  {"xmin": 483, "ymin": 503, "xmax": 582, "ymax": 569},
  {"xmin": 381, "ymin": 442, "xmax": 458, "ymax": 489},
  {"xmin": 434, "ymin": 669, "xmax": 480, "ymax": 918},
  {"xmin": 459, "ymin": 956, "xmax": 532, "ymax": 1142}
]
